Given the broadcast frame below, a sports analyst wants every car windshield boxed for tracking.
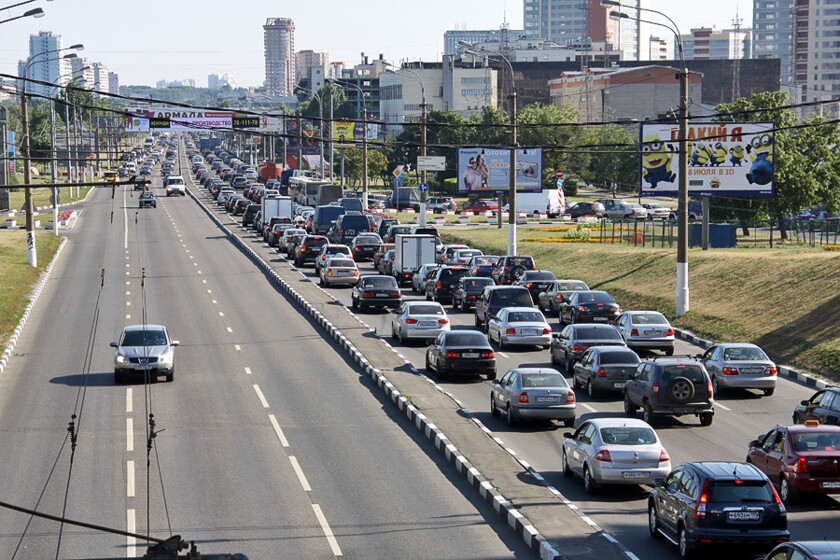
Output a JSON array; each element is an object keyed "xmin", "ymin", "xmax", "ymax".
[
  {"xmin": 492, "ymin": 290, "xmax": 532, "ymax": 305},
  {"xmin": 446, "ymin": 333, "xmax": 487, "ymax": 346},
  {"xmin": 708, "ymin": 481, "xmax": 773, "ymax": 504},
  {"xmin": 631, "ymin": 313, "xmax": 668, "ymax": 325},
  {"xmin": 793, "ymin": 431, "xmax": 840, "ymax": 451},
  {"xmin": 574, "ymin": 327, "xmax": 621, "ymax": 340},
  {"xmin": 599, "ymin": 351, "xmax": 640, "ymax": 364},
  {"xmin": 599, "ymin": 427, "xmax": 657, "ymax": 445},
  {"xmin": 507, "ymin": 311, "xmax": 544, "ymax": 322},
  {"xmin": 577, "ymin": 292, "xmax": 615, "ymax": 304},
  {"xmin": 723, "ymin": 347, "xmax": 769, "ymax": 361},
  {"xmin": 526, "ymin": 272, "xmax": 555, "ymax": 281},
  {"xmin": 362, "ymin": 277, "xmax": 397, "ymax": 288},
  {"xmin": 408, "ymin": 304, "xmax": 444, "ymax": 315},
  {"xmin": 122, "ymin": 329, "xmax": 167, "ymax": 346},
  {"xmin": 558, "ymin": 281, "xmax": 588, "ymax": 291},
  {"xmin": 521, "ymin": 373, "xmax": 566, "ymax": 388},
  {"xmin": 661, "ymin": 365, "xmax": 706, "ymax": 383},
  {"xmin": 330, "ymin": 259, "xmax": 355, "ymax": 268}
]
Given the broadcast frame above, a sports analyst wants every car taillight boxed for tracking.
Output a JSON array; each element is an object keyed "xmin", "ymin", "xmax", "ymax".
[
  {"xmin": 722, "ymin": 367, "xmax": 739, "ymax": 375},
  {"xmin": 666, "ymin": 328, "xmax": 674, "ymax": 336},
  {"xmin": 797, "ymin": 456, "xmax": 809, "ymax": 473},
  {"xmin": 770, "ymin": 483, "xmax": 786, "ymax": 514},
  {"xmin": 652, "ymin": 383, "xmax": 659, "ymax": 396},
  {"xmin": 577, "ymin": 306, "xmax": 588, "ymax": 312},
  {"xmin": 481, "ymin": 352, "xmax": 495, "ymax": 358},
  {"xmin": 438, "ymin": 319, "xmax": 449, "ymax": 324},
  {"xmin": 327, "ymin": 271, "xmax": 333, "ymax": 276},
  {"xmin": 445, "ymin": 352, "xmax": 459, "ymax": 358},
  {"xmin": 436, "ymin": 281, "xmax": 442, "ymax": 288},
  {"xmin": 525, "ymin": 283, "xmax": 533, "ymax": 288},
  {"xmin": 406, "ymin": 318, "xmax": 418, "ymax": 324},
  {"xmin": 556, "ymin": 294, "xmax": 564, "ymax": 300},
  {"xmin": 695, "ymin": 480, "xmax": 709, "ymax": 519},
  {"xmin": 630, "ymin": 328, "xmax": 639, "ymax": 336},
  {"xmin": 567, "ymin": 391, "xmax": 575, "ymax": 403},
  {"xmin": 519, "ymin": 392, "xmax": 529, "ymax": 404},
  {"xmin": 505, "ymin": 328, "xmax": 516, "ymax": 334},
  {"xmin": 597, "ymin": 367, "xmax": 606, "ymax": 377},
  {"xmin": 363, "ymin": 291, "xmax": 375, "ymax": 297},
  {"xmin": 659, "ymin": 449, "xmax": 670, "ymax": 462},
  {"xmin": 594, "ymin": 450, "xmax": 611, "ymax": 462},
  {"xmin": 707, "ymin": 381, "xmax": 714, "ymax": 396},
  {"xmin": 391, "ymin": 292, "xmax": 401, "ymax": 298},
  {"xmin": 542, "ymin": 328, "xmax": 551, "ymax": 334},
  {"xmin": 766, "ymin": 366, "xmax": 777, "ymax": 376}
]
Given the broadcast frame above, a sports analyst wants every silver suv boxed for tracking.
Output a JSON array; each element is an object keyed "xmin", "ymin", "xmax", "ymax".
[{"xmin": 110, "ymin": 324, "xmax": 179, "ymax": 384}]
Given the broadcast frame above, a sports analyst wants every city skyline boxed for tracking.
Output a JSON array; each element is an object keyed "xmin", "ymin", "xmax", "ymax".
[{"xmin": 0, "ymin": 0, "xmax": 752, "ymax": 89}]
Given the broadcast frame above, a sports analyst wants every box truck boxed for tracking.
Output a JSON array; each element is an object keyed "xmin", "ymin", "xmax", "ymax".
[
  {"xmin": 505, "ymin": 189, "xmax": 564, "ymax": 217},
  {"xmin": 393, "ymin": 234, "xmax": 437, "ymax": 286},
  {"xmin": 262, "ymin": 195, "xmax": 293, "ymax": 223}
]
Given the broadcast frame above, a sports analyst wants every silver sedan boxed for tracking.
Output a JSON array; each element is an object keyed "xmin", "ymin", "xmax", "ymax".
[
  {"xmin": 487, "ymin": 307, "xmax": 552, "ymax": 349},
  {"xmin": 390, "ymin": 301, "xmax": 450, "ymax": 344},
  {"xmin": 490, "ymin": 368, "xmax": 575, "ymax": 427},
  {"xmin": 319, "ymin": 258, "xmax": 359, "ymax": 287},
  {"xmin": 411, "ymin": 264, "xmax": 440, "ymax": 293},
  {"xmin": 614, "ymin": 311, "xmax": 675, "ymax": 354},
  {"xmin": 698, "ymin": 342, "xmax": 777, "ymax": 396},
  {"xmin": 561, "ymin": 417, "xmax": 671, "ymax": 494}
]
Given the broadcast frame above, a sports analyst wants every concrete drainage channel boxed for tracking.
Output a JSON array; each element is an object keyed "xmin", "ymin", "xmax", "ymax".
[{"xmin": 185, "ymin": 178, "xmax": 631, "ymax": 560}]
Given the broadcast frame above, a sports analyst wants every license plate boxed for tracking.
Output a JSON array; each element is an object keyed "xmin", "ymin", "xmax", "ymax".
[
  {"xmin": 593, "ymin": 317, "xmax": 608, "ymax": 322},
  {"xmin": 536, "ymin": 396, "xmax": 560, "ymax": 403},
  {"xmin": 376, "ymin": 293, "xmax": 388, "ymax": 298},
  {"xmin": 622, "ymin": 471, "xmax": 649, "ymax": 479},
  {"xmin": 728, "ymin": 511, "xmax": 760, "ymax": 521},
  {"xmin": 338, "ymin": 271, "xmax": 351, "ymax": 276},
  {"xmin": 462, "ymin": 352, "xmax": 479, "ymax": 358},
  {"xmin": 643, "ymin": 330, "xmax": 661, "ymax": 336},
  {"xmin": 613, "ymin": 382, "xmax": 626, "ymax": 389},
  {"xmin": 822, "ymin": 482, "xmax": 840, "ymax": 489},
  {"xmin": 136, "ymin": 365, "xmax": 152, "ymax": 371},
  {"xmin": 346, "ymin": 230, "xmax": 356, "ymax": 236},
  {"xmin": 522, "ymin": 329, "xmax": 538, "ymax": 335},
  {"xmin": 418, "ymin": 321, "xmax": 436, "ymax": 328},
  {"xmin": 742, "ymin": 368, "xmax": 763, "ymax": 374}
]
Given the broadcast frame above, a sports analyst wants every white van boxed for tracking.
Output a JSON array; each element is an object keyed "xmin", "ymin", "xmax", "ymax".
[{"xmin": 506, "ymin": 189, "xmax": 564, "ymax": 217}]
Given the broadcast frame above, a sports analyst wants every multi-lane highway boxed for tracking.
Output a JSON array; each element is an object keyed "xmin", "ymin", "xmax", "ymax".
[
  {"xmin": 0, "ymin": 158, "xmax": 533, "ymax": 558},
  {"xmin": 193, "ymin": 161, "xmax": 840, "ymax": 560}
]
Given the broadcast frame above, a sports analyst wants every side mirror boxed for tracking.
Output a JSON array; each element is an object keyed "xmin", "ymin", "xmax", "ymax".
[
  {"xmin": 171, "ymin": 340, "xmax": 180, "ymax": 346},
  {"xmin": 563, "ymin": 432, "xmax": 573, "ymax": 439},
  {"xmin": 801, "ymin": 399, "xmax": 810, "ymax": 406},
  {"xmin": 749, "ymin": 439, "xmax": 760, "ymax": 448},
  {"xmin": 492, "ymin": 379, "xmax": 500, "ymax": 385},
  {"xmin": 109, "ymin": 341, "xmax": 117, "ymax": 348},
  {"xmin": 653, "ymin": 477, "xmax": 665, "ymax": 488},
  {"xmin": 695, "ymin": 354, "xmax": 704, "ymax": 360}
]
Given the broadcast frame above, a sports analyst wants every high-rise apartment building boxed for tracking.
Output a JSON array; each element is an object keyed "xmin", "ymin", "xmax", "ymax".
[
  {"xmin": 752, "ymin": 0, "xmax": 794, "ymax": 86},
  {"xmin": 264, "ymin": 17, "xmax": 295, "ymax": 97},
  {"xmin": 295, "ymin": 50, "xmax": 328, "ymax": 84},
  {"xmin": 799, "ymin": 1, "xmax": 840, "ymax": 106},
  {"xmin": 208, "ymin": 73, "xmax": 237, "ymax": 89},
  {"xmin": 92, "ymin": 62, "xmax": 109, "ymax": 94},
  {"xmin": 108, "ymin": 72, "xmax": 119, "ymax": 96},
  {"xmin": 18, "ymin": 31, "xmax": 71, "ymax": 98},
  {"xmin": 70, "ymin": 57, "xmax": 94, "ymax": 90},
  {"xmin": 680, "ymin": 27, "xmax": 752, "ymax": 60}
]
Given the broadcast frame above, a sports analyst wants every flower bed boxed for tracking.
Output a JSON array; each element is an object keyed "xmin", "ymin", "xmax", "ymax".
[
  {"xmin": 822, "ymin": 245, "xmax": 840, "ymax": 251},
  {"xmin": 521, "ymin": 237, "xmax": 623, "ymax": 243}
]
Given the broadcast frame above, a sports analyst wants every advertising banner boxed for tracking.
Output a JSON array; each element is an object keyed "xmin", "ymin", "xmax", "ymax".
[
  {"xmin": 331, "ymin": 120, "xmax": 386, "ymax": 149},
  {"xmin": 124, "ymin": 116, "xmax": 149, "ymax": 132},
  {"xmin": 125, "ymin": 109, "xmax": 233, "ymax": 131},
  {"xmin": 639, "ymin": 122, "xmax": 775, "ymax": 196},
  {"xmin": 286, "ymin": 118, "xmax": 319, "ymax": 154},
  {"xmin": 457, "ymin": 147, "xmax": 543, "ymax": 193}
]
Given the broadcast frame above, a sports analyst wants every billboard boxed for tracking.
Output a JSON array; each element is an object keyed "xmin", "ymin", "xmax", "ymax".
[
  {"xmin": 639, "ymin": 122, "xmax": 775, "ymax": 196},
  {"xmin": 286, "ymin": 118, "xmax": 320, "ymax": 154},
  {"xmin": 125, "ymin": 109, "xmax": 233, "ymax": 131},
  {"xmin": 457, "ymin": 147, "xmax": 543, "ymax": 194},
  {"xmin": 331, "ymin": 120, "xmax": 386, "ymax": 149},
  {"xmin": 7, "ymin": 131, "xmax": 14, "ymax": 175}
]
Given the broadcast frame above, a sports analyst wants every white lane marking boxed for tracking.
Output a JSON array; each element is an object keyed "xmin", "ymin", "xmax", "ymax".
[
  {"xmin": 126, "ymin": 314, "xmax": 131, "ymax": 319},
  {"xmin": 125, "ymin": 256, "xmax": 129, "ymax": 261},
  {"xmin": 218, "ymin": 312, "xmax": 224, "ymax": 317},
  {"xmin": 269, "ymin": 414, "xmax": 289, "ymax": 447},
  {"xmin": 253, "ymin": 384, "xmax": 269, "ymax": 408},
  {"xmin": 127, "ymin": 509, "xmax": 136, "ymax": 557},
  {"xmin": 126, "ymin": 302, "xmax": 131, "ymax": 306},
  {"xmin": 716, "ymin": 402, "xmax": 731, "ymax": 411},
  {"xmin": 126, "ymin": 291, "xmax": 130, "ymax": 295},
  {"xmin": 126, "ymin": 388, "xmax": 132, "ymax": 413},
  {"xmin": 189, "ymin": 255, "xmax": 194, "ymax": 260},
  {"xmin": 197, "ymin": 270, "xmax": 202, "ymax": 274},
  {"xmin": 234, "ymin": 344, "xmax": 241, "ymax": 351},
  {"xmin": 126, "ymin": 461, "xmax": 135, "ymax": 497},
  {"xmin": 312, "ymin": 504, "xmax": 342, "ymax": 556},
  {"xmin": 226, "ymin": 327, "xmax": 233, "ymax": 333},
  {"xmin": 498, "ymin": 351, "xmax": 510, "ymax": 358},
  {"xmin": 580, "ymin": 402, "xmax": 597, "ymax": 413},
  {"xmin": 126, "ymin": 418, "xmax": 134, "ymax": 452},
  {"xmin": 202, "ymin": 279, "xmax": 207, "ymax": 284},
  {"xmin": 126, "ymin": 271, "xmax": 130, "ymax": 276},
  {"xmin": 244, "ymin": 367, "xmax": 252, "ymax": 375},
  {"xmin": 126, "ymin": 281, "xmax": 130, "ymax": 286},
  {"xmin": 207, "ymin": 289, "xmax": 212, "ymax": 294},
  {"xmin": 123, "ymin": 188, "xmax": 128, "ymax": 250},
  {"xmin": 289, "ymin": 456, "xmax": 312, "ymax": 491},
  {"xmin": 212, "ymin": 300, "xmax": 217, "ymax": 304},
  {"xmin": 193, "ymin": 262, "xmax": 197, "ymax": 266}
]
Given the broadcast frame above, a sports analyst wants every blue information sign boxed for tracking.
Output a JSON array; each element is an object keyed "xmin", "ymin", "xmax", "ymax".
[{"xmin": 419, "ymin": 182, "xmax": 429, "ymax": 192}]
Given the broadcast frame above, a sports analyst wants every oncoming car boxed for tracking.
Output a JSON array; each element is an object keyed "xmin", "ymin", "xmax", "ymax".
[{"xmin": 110, "ymin": 324, "xmax": 179, "ymax": 384}]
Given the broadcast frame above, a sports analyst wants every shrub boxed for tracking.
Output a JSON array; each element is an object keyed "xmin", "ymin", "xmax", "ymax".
[{"xmin": 563, "ymin": 177, "xmax": 578, "ymax": 196}]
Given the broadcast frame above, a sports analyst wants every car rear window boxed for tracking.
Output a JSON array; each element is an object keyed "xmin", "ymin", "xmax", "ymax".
[
  {"xmin": 330, "ymin": 259, "xmax": 355, "ymax": 268},
  {"xmin": 355, "ymin": 236, "xmax": 381, "ymax": 245},
  {"xmin": 600, "ymin": 427, "xmax": 657, "ymax": 445},
  {"xmin": 557, "ymin": 281, "xmax": 588, "ymax": 291},
  {"xmin": 527, "ymin": 272, "xmax": 555, "ymax": 281},
  {"xmin": 408, "ymin": 304, "xmax": 444, "ymax": 315},
  {"xmin": 577, "ymin": 292, "xmax": 615, "ymax": 304},
  {"xmin": 793, "ymin": 431, "xmax": 840, "ymax": 452},
  {"xmin": 631, "ymin": 313, "xmax": 669, "ymax": 325},
  {"xmin": 708, "ymin": 481, "xmax": 773, "ymax": 504},
  {"xmin": 723, "ymin": 347, "xmax": 769, "ymax": 361},
  {"xmin": 391, "ymin": 226, "xmax": 413, "ymax": 235},
  {"xmin": 446, "ymin": 333, "xmax": 488, "ymax": 346},
  {"xmin": 439, "ymin": 268, "xmax": 469, "ymax": 283},
  {"xmin": 474, "ymin": 256, "xmax": 499, "ymax": 266},
  {"xmin": 458, "ymin": 250, "xmax": 482, "ymax": 258},
  {"xmin": 122, "ymin": 330, "xmax": 166, "ymax": 346},
  {"xmin": 465, "ymin": 278, "xmax": 494, "ymax": 289},
  {"xmin": 574, "ymin": 326, "xmax": 622, "ymax": 340},
  {"xmin": 507, "ymin": 311, "xmax": 544, "ymax": 322},
  {"xmin": 508, "ymin": 257, "xmax": 534, "ymax": 267},
  {"xmin": 521, "ymin": 373, "xmax": 567, "ymax": 388},
  {"xmin": 362, "ymin": 277, "xmax": 398, "ymax": 288},
  {"xmin": 340, "ymin": 216, "xmax": 371, "ymax": 231},
  {"xmin": 316, "ymin": 206, "xmax": 345, "ymax": 222},
  {"xmin": 599, "ymin": 350, "xmax": 640, "ymax": 364},
  {"xmin": 306, "ymin": 238, "xmax": 328, "ymax": 248},
  {"xmin": 661, "ymin": 365, "xmax": 706, "ymax": 383},
  {"xmin": 491, "ymin": 289, "xmax": 532, "ymax": 306}
]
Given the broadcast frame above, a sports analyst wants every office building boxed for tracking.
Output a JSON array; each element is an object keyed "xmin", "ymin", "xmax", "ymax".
[
  {"xmin": 108, "ymin": 72, "xmax": 119, "ymax": 96},
  {"xmin": 92, "ymin": 62, "xmax": 109, "ymax": 94},
  {"xmin": 680, "ymin": 27, "xmax": 751, "ymax": 60},
  {"xmin": 18, "ymin": 31, "xmax": 72, "ymax": 98},
  {"xmin": 296, "ymin": 50, "xmax": 329, "ymax": 84},
  {"xmin": 798, "ymin": 2, "xmax": 840, "ymax": 108},
  {"xmin": 264, "ymin": 17, "xmax": 295, "ymax": 97},
  {"xmin": 208, "ymin": 73, "xmax": 237, "ymax": 89},
  {"xmin": 752, "ymin": 0, "xmax": 794, "ymax": 86},
  {"xmin": 443, "ymin": 27, "xmax": 526, "ymax": 55}
]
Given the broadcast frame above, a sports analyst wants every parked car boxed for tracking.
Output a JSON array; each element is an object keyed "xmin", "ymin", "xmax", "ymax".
[
  {"xmin": 294, "ymin": 235, "xmax": 329, "ymax": 267},
  {"xmin": 474, "ymin": 286, "xmax": 534, "ymax": 332},
  {"xmin": 467, "ymin": 255, "xmax": 501, "ymax": 278},
  {"xmin": 491, "ymin": 368, "xmax": 575, "ymax": 427},
  {"xmin": 792, "ymin": 388, "xmax": 840, "ymax": 425},
  {"xmin": 562, "ymin": 418, "xmax": 670, "ymax": 493},
  {"xmin": 624, "ymin": 358, "xmax": 715, "ymax": 426},
  {"xmin": 572, "ymin": 346, "xmax": 641, "ymax": 398},
  {"xmin": 648, "ymin": 461, "xmax": 789, "ymax": 559},
  {"xmin": 411, "ymin": 264, "xmax": 440, "ymax": 294},
  {"xmin": 462, "ymin": 199, "xmax": 498, "ymax": 213},
  {"xmin": 390, "ymin": 301, "xmax": 451, "ymax": 344},
  {"xmin": 642, "ymin": 203, "xmax": 671, "ymax": 220},
  {"xmin": 110, "ymin": 324, "xmax": 179, "ymax": 384},
  {"xmin": 319, "ymin": 257, "xmax": 359, "ymax": 288},
  {"xmin": 491, "ymin": 255, "xmax": 537, "ymax": 285},
  {"xmin": 603, "ymin": 202, "xmax": 648, "ymax": 220},
  {"xmin": 350, "ymin": 233, "xmax": 383, "ymax": 261},
  {"xmin": 551, "ymin": 323, "xmax": 626, "ymax": 374},
  {"xmin": 559, "ymin": 291, "xmax": 622, "ymax": 325},
  {"xmin": 452, "ymin": 277, "xmax": 495, "ymax": 312},
  {"xmin": 425, "ymin": 266, "xmax": 470, "ymax": 303},
  {"xmin": 425, "ymin": 331, "xmax": 496, "ymax": 380},
  {"xmin": 614, "ymin": 311, "xmax": 676, "ymax": 355},
  {"xmin": 314, "ymin": 244, "xmax": 352, "ymax": 272},
  {"xmin": 537, "ymin": 280, "xmax": 590, "ymax": 316},
  {"xmin": 513, "ymin": 270, "xmax": 557, "ymax": 304},
  {"xmin": 699, "ymin": 343, "xmax": 777, "ymax": 396},
  {"xmin": 427, "ymin": 196, "xmax": 457, "ymax": 213},
  {"xmin": 565, "ymin": 202, "xmax": 605, "ymax": 220},
  {"xmin": 487, "ymin": 307, "xmax": 552, "ymax": 349},
  {"xmin": 138, "ymin": 192, "xmax": 157, "ymax": 208},
  {"xmin": 763, "ymin": 541, "xmax": 840, "ymax": 560},
  {"xmin": 351, "ymin": 275, "xmax": 402, "ymax": 311}
]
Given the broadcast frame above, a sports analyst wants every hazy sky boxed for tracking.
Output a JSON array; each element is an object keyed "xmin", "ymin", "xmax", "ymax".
[{"xmin": 0, "ymin": 0, "xmax": 752, "ymax": 88}]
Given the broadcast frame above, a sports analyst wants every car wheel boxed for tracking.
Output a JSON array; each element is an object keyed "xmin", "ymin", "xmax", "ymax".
[
  {"xmin": 425, "ymin": 355, "xmax": 433, "ymax": 373},
  {"xmin": 665, "ymin": 346, "xmax": 674, "ymax": 356},
  {"xmin": 319, "ymin": 276, "xmax": 325, "ymax": 287},
  {"xmin": 436, "ymin": 363, "xmax": 448, "ymax": 380},
  {"xmin": 565, "ymin": 357, "xmax": 574, "ymax": 375},
  {"xmin": 670, "ymin": 377, "xmax": 695, "ymax": 403},
  {"xmin": 561, "ymin": 449, "xmax": 573, "ymax": 477},
  {"xmin": 506, "ymin": 404, "xmax": 518, "ymax": 427},
  {"xmin": 780, "ymin": 476, "xmax": 799, "ymax": 504},
  {"xmin": 583, "ymin": 465, "xmax": 596, "ymax": 494},
  {"xmin": 351, "ymin": 296, "xmax": 358, "ymax": 309},
  {"xmin": 649, "ymin": 503, "xmax": 662, "ymax": 539},
  {"xmin": 398, "ymin": 329, "xmax": 406, "ymax": 345},
  {"xmin": 498, "ymin": 333, "xmax": 506, "ymax": 350},
  {"xmin": 564, "ymin": 417, "xmax": 575, "ymax": 428},
  {"xmin": 474, "ymin": 314, "xmax": 481, "ymax": 329},
  {"xmin": 391, "ymin": 325, "xmax": 398, "ymax": 340},
  {"xmin": 551, "ymin": 349, "xmax": 559, "ymax": 366},
  {"xmin": 425, "ymin": 291, "xmax": 431, "ymax": 301},
  {"xmin": 699, "ymin": 412, "xmax": 713, "ymax": 426},
  {"xmin": 711, "ymin": 376, "xmax": 719, "ymax": 396},
  {"xmin": 678, "ymin": 525, "xmax": 695, "ymax": 560},
  {"xmin": 643, "ymin": 402, "xmax": 655, "ymax": 424},
  {"xmin": 461, "ymin": 300, "xmax": 469, "ymax": 313},
  {"xmin": 587, "ymin": 379, "xmax": 596, "ymax": 399},
  {"xmin": 763, "ymin": 387, "xmax": 775, "ymax": 396},
  {"xmin": 166, "ymin": 368, "xmax": 174, "ymax": 382},
  {"xmin": 490, "ymin": 394, "xmax": 500, "ymax": 417}
]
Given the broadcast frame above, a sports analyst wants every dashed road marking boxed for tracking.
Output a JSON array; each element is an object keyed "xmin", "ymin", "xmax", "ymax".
[
  {"xmin": 498, "ymin": 351, "xmax": 510, "ymax": 358},
  {"xmin": 126, "ymin": 388, "xmax": 132, "ymax": 413},
  {"xmin": 127, "ymin": 460, "xmax": 135, "ymax": 497},
  {"xmin": 218, "ymin": 312, "xmax": 224, "ymax": 317},
  {"xmin": 289, "ymin": 456, "xmax": 312, "ymax": 491},
  {"xmin": 580, "ymin": 402, "xmax": 597, "ymax": 413},
  {"xmin": 126, "ymin": 418, "xmax": 134, "ymax": 452},
  {"xmin": 226, "ymin": 327, "xmax": 233, "ymax": 333},
  {"xmin": 716, "ymin": 402, "xmax": 731, "ymax": 411},
  {"xmin": 127, "ymin": 509, "xmax": 136, "ymax": 557},
  {"xmin": 269, "ymin": 414, "xmax": 289, "ymax": 447},
  {"xmin": 312, "ymin": 504, "xmax": 342, "ymax": 556},
  {"xmin": 244, "ymin": 367, "xmax": 251, "ymax": 375},
  {"xmin": 234, "ymin": 344, "xmax": 241, "ymax": 351},
  {"xmin": 253, "ymin": 384, "xmax": 269, "ymax": 408}
]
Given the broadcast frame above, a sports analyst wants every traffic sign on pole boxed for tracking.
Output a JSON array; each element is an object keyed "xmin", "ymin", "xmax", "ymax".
[
  {"xmin": 394, "ymin": 178, "xmax": 401, "ymax": 187},
  {"xmin": 418, "ymin": 182, "xmax": 429, "ymax": 192},
  {"xmin": 555, "ymin": 169, "xmax": 564, "ymax": 179}
]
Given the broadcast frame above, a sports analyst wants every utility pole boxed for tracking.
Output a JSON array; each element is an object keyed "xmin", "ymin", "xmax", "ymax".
[
  {"xmin": 362, "ymin": 104, "xmax": 368, "ymax": 210},
  {"xmin": 0, "ymin": 107, "xmax": 9, "ymax": 213},
  {"xmin": 49, "ymin": 97, "xmax": 58, "ymax": 234},
  {"xmin": 419, "ymin": 101, "xmax": 428, "ymax": 227},
  {"xmin": 508, "ymin": 91, "xmax": 518, "ymax": 256},
  {"xmin": 21, "ymin": 85, "xmax": 36, "ymax": 266}
]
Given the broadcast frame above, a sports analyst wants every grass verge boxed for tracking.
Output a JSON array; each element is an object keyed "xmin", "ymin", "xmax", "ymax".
[{"xmin": 442, "ymin": 226, "xmax": 840, "ymax": 379}]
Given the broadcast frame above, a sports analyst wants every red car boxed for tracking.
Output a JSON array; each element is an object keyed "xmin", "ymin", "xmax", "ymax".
[
  {"xmin": 747, "ymin": 421, "xmax": 840, "ymax": 503},
  {"xmin": 462, "ymin": 199, "xmax": 498, "ymax": 213}
]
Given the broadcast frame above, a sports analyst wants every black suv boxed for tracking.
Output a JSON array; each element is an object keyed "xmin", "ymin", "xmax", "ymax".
[
  {"xmin": 425, "ymin": 266, "xmax": 470, "ymax": 303},
  {"xmin": 624, "ymin": 358, "xmax": 715, "ymax": 426},
  {"xmin": 792, "ymin": 387, "xmax": 840, "ymax": 425},
  {"xmin": 452, "ymin": 277, "xmax": 495, "ymax": 311},
  {"xmin": 293, "ymin": 235, "xmax": 329, "ymax": 267},
  {"xmin": 330, "ymin": 213, "xmax": 373, "ymax": 244},
  {"xmin": 648, "ymin": 461, "xmax": 789, "ymax": 559},
  {"xmin": 242, "ymin": 204, "xmax": 261, "ymax": 227},
  {"xmin": 474, "ymin": 286, "xmax": 533, "ymax": 332},
  {"xmin": 491, "ymin": 255, "xmax": 536, "ymax": 285}
]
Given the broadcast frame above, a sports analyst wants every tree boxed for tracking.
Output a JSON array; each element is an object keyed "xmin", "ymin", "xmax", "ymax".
[
  {"xmin": 342, "ymin": 149, "xmax": 387, "ymax": 187},
  {"xmin": 579, "ymin": 124, "xmax": 637, "ymax": 192},
  {"xmin": 516, "ymin": 103, "xmax": 590, "ymax": 189}
]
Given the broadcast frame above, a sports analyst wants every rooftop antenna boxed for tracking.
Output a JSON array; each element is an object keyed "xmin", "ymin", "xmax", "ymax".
[{"xmin": 731, "ymin": 5, "xmax": 743, "ymax": 101}]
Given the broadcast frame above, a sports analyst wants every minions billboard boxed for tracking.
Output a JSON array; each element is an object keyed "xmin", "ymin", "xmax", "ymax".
[{"xmin": 639, "ymin": 122, "xmax": 775, "ymax": 197}]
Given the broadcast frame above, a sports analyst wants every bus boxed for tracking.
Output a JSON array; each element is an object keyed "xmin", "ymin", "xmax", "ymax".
[{"xmin": 103, "ymin": 170, "xmax": 118, "ymax": 183}]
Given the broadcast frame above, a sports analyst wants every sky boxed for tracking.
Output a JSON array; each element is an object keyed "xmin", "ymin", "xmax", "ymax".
[{"xmin": 0, "ymin": 0, "xmax": 752, "ymax": 89}]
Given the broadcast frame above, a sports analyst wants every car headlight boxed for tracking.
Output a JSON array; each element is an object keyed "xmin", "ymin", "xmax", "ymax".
[
  {"xmin": 158, "ymin": 352, "xmax": 173, "ymax": 364},
  {"xmin": 115, "ymin": 354, "xmax": 126, "ymax": 364}
]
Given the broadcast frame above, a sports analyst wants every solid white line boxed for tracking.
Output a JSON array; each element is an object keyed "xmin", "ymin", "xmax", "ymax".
[
  {"xmin": 498, "ymin": 351, "xmax": 510, "ymax": 358},
  {"xmin": 716, "ymin": 402, "xmax": 731, "ymax": 411},
  {"xmin": 126, "ymin": 388, "xmax": 132, "ymax": 413},
  {"xmin": 127, "ymin": 509, "xmax": 136, "ymax": 557},
  {"xmin": 123, "ymin": 188, "xmax": 128, "ymax": 250},
  {"xmin": 218, "ymin": 312, "xmax": 224, "ymax": 317},
  {"xmin": 126, "ymin": 460, "xmax": 135, "ymax": 497},
  {"xmin": 269, "ymin": 414, "xmax": 289, "ymax": 447},
  {"xmin": 289, "ymin": 456, "xmax": 312, "ymax": 491},
  {"xmin": 253, "ymin": 384, "xmax": 269, "ymax": 408},
  {"xmin": 244, "ymin": 367, "xmax": 251, "ymax": 375},
  {"xmin": 580, "ymin": 402, "xmax": 597, "ymax": 413},
  {"xmin": 312, "ymin": 504, "xmax": 342, "ymax": 556},
  {"xmin": 126, "ymin": 418, "xmax": 133, "ymax": 452}
]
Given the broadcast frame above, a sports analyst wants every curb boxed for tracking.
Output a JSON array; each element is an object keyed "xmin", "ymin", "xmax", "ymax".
[
  {"xmin": 0, "ymin": 237, "xmax": 68, "ymax": 377},
  {"xmin": 185, "ymin": 183, "xmax": 563, "ymax": 560},
  {"xmin": 673, "ymin": 328, "xmax": 831, "ymax": 390}
]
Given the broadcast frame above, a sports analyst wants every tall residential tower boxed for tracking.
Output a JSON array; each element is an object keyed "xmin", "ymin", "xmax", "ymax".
[{"xmin": 263, "ymin": 17, "xmax": 295, "ymax": 97}]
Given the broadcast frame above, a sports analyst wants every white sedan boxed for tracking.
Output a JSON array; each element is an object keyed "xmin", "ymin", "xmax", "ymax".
[
  {"xmin": 390, "ymin": 301, "xmax": 450, "ymax": 344},
  {"xmin": 487, "ymin": 307, "xmax": 552, "ymax": 349},
  {"xmin": 319, "ymin": 258, "xmax": 359, "ymax": 287},
  {"xmin": 613, "ymin": 311, "xmax": 675, "ymax": 354}
]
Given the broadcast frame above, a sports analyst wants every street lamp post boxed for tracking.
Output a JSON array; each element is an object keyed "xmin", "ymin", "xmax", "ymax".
[
  {"xmin": 330, "ymin": 79, "xmax": 369, "ymax": 208},
  {"xmin": 605, "ymin": 1, "xmax": 690, "ymax": 317},
  {"xmin": 0, "ymin": 6, "xmax": 44, "ymax": 24}
]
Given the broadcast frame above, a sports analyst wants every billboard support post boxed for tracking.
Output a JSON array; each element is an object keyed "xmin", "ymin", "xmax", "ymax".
[
  {"xmin": 508, "ymin": 92, "xmax": 517, "ymax": 257},
  {"xmin": 497, "ymin": 193, "xmax": 503, "ymax": 229},
  {"xmin": 676, "ymin": 66, "xmax": 689, "ymax": 317},
  {"xmin": 702, "ymin": 196, "xmax": 710, "ymax": 250}
]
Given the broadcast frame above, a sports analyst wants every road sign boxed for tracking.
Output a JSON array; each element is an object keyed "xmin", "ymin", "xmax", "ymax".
[
  {"xmin": 417, "ymin": 156, "xmax": 446, "ymax": 171},
  {"xmin": 557, "ymin": 179, "xmax": 563, "ymax": 189},
  {"xmin": 393, "ymin": 165, "xmax": 405, "ymax": 178},
  {"xmin": 398, "ymin": 173, "xmax": 406, "ymax": 181},
  {"xmin": 555, "ymin": 169, "xmax": 564, "ymax": 179},
  {"xmin": 394, "ymin": 178, "xmax": 401, "ymax": 187},
  {"xmin": 418, "ymin": 182, "xmax": 429, "ymax": 192}
]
